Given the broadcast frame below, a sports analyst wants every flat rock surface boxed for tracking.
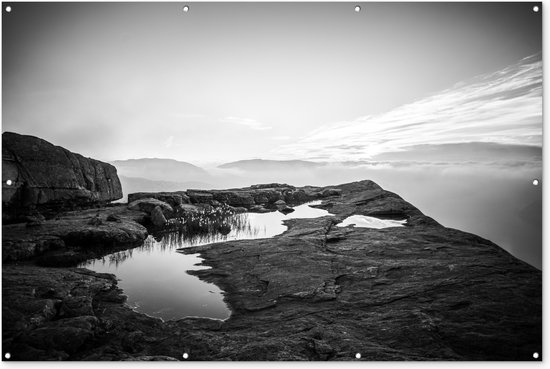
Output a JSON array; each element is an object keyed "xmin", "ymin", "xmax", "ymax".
[
  {"xmin": 1, "ymin": 180, "xmax": 541, "ymax": 361},
  {"xmin": 2, "ymin": 206, "xmax": 148, "ymax": 264}
]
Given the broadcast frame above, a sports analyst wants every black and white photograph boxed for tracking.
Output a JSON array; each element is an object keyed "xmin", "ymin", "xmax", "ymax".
[{"xmin": 1, "ymin": 2, "xmax": 542, "ymax": 361}]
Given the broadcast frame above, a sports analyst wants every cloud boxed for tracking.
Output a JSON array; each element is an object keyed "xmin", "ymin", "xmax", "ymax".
[
  {"xmin": 221, "ymin": 117, "xmax": 272, "ymax": 131},
  {"xmin": 277, "ymin": 54, "xmax": 542, "ymax": 162}
]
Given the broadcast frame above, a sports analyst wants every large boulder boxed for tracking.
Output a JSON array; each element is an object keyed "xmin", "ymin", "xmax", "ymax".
[
  {"xmin": 2, "ymin": 132, "xmax": 122, "ymax": 219},
  {"xmin": 128, "ymin": 198, "xmax": 173, "ymax": 216}
]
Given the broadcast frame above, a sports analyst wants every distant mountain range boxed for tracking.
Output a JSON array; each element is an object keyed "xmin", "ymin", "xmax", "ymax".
[
  {"xmin": 117, "ymin": 176, "xmax": 211, "ymax": 201},
  {"xmin": 111, "ymin": 158, "xmax": 210, "ymax": 183},
  {"xmin": 111, "ymin": 159, "xmax": 212, "ymax": 200},
  {"xmin": 218, "ymin": 159, "xmax": 325, "ymax": 171},
  {"xmin": 112, "ymin": 147, "xmax": 542, "ymax": 199},
  {"xmin": 111, "ymin": 158, "xmax": 330, "ymax": 197}
]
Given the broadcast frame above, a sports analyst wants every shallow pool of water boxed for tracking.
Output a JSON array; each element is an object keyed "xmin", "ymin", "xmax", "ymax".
[
  {"xmin": 337, "ymin": 215, "xmax": 407, "ymax": 229},
  {"xmin": 80, "ymin": 201, "xmax": 331, "ymax": 321},
  {"xmin": 81, "ymin": 236, "xmax": 230, "ymax": 321}
]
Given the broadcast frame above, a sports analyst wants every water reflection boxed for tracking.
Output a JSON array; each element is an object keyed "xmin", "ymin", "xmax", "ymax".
[
  {"xmin": 80, "ymin": 201, "xmax": 332, "ymax": 321},
  {"xmin": 81, "ymin": 236, "xmax": 231, "ymax": 321},
  {"xmin": 166, "ymin": 200, "xmax": 333, "ymax": 248},
  {"xmin": 337, "ymin": 215, "xmax": 407, "ymax": 229}
]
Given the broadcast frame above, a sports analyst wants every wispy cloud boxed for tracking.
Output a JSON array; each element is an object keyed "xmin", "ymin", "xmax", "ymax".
[
  {"xmin": 221, "ymin": 117, "xmax": 272, "ymax": 131},
  {"xmin": 278, "ymin": 54, "xmax": 542, "ymax": 161}
]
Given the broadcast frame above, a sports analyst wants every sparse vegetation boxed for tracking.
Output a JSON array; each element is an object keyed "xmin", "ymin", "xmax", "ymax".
[{"xmin": 159, "ymin": 205, "xmax": 257, "ymax": 247}]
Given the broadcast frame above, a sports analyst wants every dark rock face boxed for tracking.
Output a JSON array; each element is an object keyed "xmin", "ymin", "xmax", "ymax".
[
  {"xmin": 1, "ymin": 180, "xmax": 542, "ymax": 361},
  {"xmin": 2, "ymin": 132, "xmax": 123, "ymax": 220}
]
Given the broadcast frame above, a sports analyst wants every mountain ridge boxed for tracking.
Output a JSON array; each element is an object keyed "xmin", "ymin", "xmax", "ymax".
[{"xmin": 219, "ymin": 159, "xmax": 326, "ymax": 170}]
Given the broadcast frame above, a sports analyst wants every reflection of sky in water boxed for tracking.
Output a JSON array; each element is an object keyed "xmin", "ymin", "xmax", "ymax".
[
  {"xmin": 81, "ymin": 237, "xmax": 231, "ymax": 321},
  {"xmin": 80, "ymin": 201, "xmax": 332, "ymax": 321},
  {"xmin": 337, "ymin": 215, "xmax": 407, "ymax": 229}
]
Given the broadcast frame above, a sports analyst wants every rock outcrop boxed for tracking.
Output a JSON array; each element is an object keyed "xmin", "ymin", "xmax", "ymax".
[
  {"xmin": 2, "ymin": 206, "xmax": 148, "ymax": 265},
  {"xmin": 131, "ymin": 184, "xmax": 344, "ymax": 214},
  {"xmin": 2, "ymin": 132, "xmax": 123, "ymax": 221},
  {"xmin": 1, "ymin": 180, "xmax": 542, "ymax": 361},
  {"xmin": 127, "ymin": 192, "xmax": 190, "ymax": 208}
]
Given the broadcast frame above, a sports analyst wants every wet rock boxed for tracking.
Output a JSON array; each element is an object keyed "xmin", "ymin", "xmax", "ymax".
[{"xmin": 278, "ymin": 206, "xmax": 295, "ymax": 215}]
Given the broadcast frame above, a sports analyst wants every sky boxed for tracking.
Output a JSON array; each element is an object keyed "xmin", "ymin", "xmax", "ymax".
[
  {"xmin": 279, "ymin": 54, "xmax": 542, "ymax": 161},
  {"xmin": 2, "ymin": 2, "xmax": 543, "ymax": 165}
]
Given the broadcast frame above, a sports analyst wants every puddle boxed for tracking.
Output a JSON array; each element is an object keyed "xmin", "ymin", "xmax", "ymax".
[
  {"xmin": 80, "ymin": 236, "xmax": 231, "ymax": 321},
  {"xmin": 337, "ymin": 215, "xmax": 407, "ymax": 229},
  {"xmin": 80, "ymin": 201, "xmax": 331, "ymax": 321}
]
